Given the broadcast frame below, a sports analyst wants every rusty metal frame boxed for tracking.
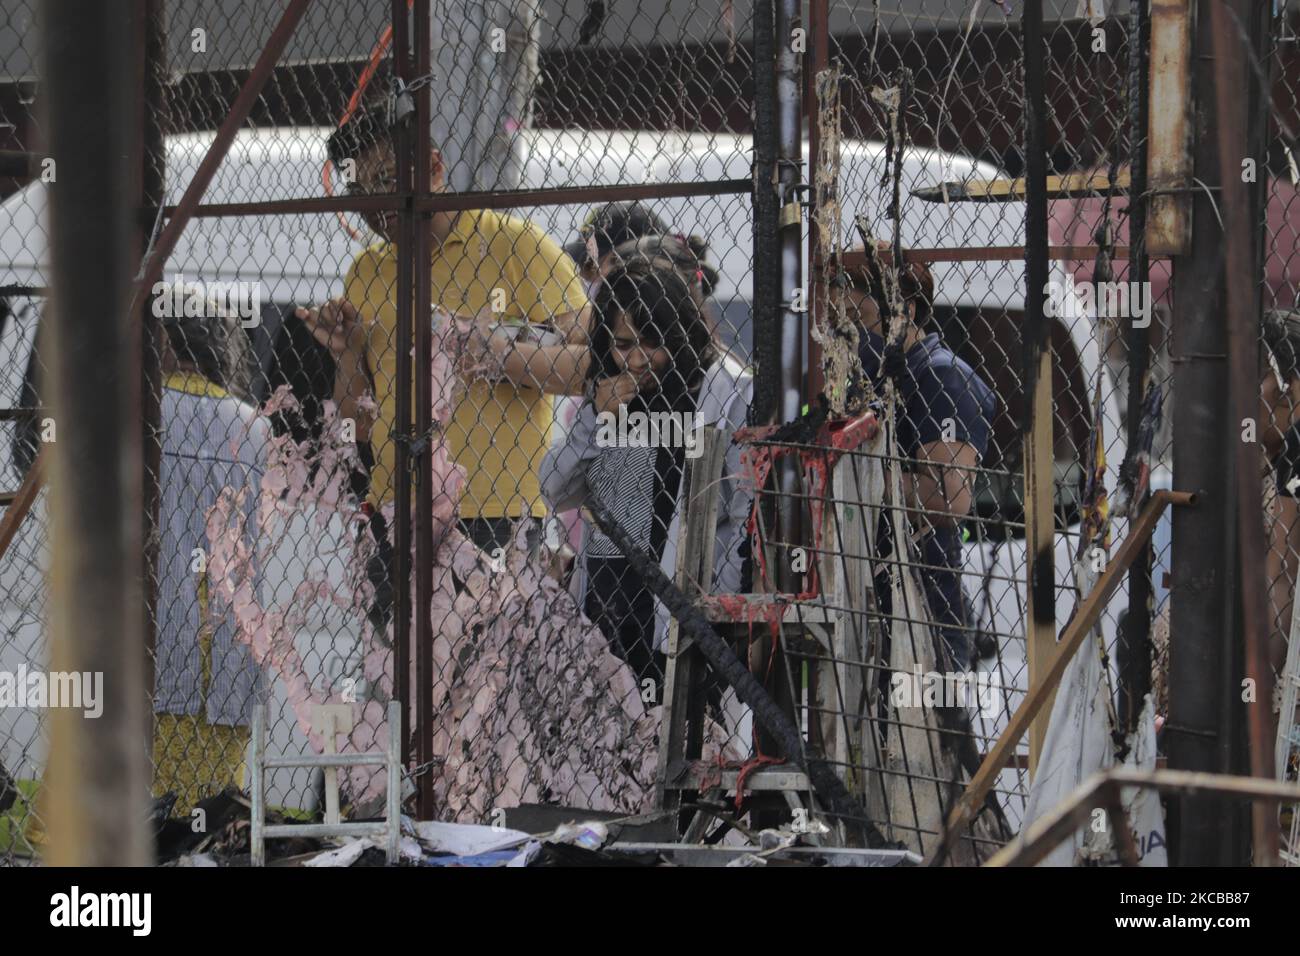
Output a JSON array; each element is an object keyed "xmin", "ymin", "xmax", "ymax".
[
  {"xmin": 0, "ymin": 448, "xmax": 42, "ymax": 563},
  {"xmin": 1209, "ymin": 0, "xmax": 1279, "ymax": 864},
  {"xmin": 840, "ymin": 245, "xmax": 1135, "ymax": 267},
  {"xmin": 1146, "ymin": 0, "xmax": 1194, "ymax": 256},
  {"xmin": 926, "ymin": 489, "xmax": 1197, "ymax": 866},
  {"xmin": 119, "ymin": 0, "xmax": 769, "ymax": 822},
  {"xmin": 166, "ymin": 179, "xmax": 751, "ymax": 219},
  {"xmin": 133, "ymin": 0, "xmax": 313, "ymax": 298},
  {"xmin": 985, "ymin": 768, "xmax": 1300, "ymax": 867},
  {"xmin": 389, "ymin": 0, "xmax": 416, "ymax": 788},
  {"xmin": 411, "ymin": 0, "xmax": 435, "ymax": 819}
]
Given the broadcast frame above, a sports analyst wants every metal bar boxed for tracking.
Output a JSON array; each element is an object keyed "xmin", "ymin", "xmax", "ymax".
[
  {"xmin": 674, "ymin": 765, "xmax": 811, "ymax": 792},
  {"xmin": 168, "ymin": 180, "xmax": 752, "ymax": 219},
  {"xmin": 840, "ymin": 245, "xmax": 1136, "ymax": 266},
  {"xmin": 413, "ymin": 0, "xmax": 435, "ymax": 821},
  {"xmin": 804, "ymin": 0, "xmax": 829, "ymax": 402},
  {"xmin": 138, "ymin": 0, "xmax": 165, "ymax": 777},
  {"xmin": 165, "ymin": 196, "xmax": 405, "ymax": 217},
  {"xmin": 751, "ymin": 0, "xmax": 779, "ymax": 426},
  {"xmin": 1021, "ymin": 0, "xmax": 1055, "ymax": 778},
  {"xmin": 1209, "ymin": 0, "xmax": 1278, "ymax": 865},
  {"xmin": 0, "ymin": 149, "xmax": 45, "ymax": 179},
  {"xmin": 261, "ymin": 822, "xmax": 392, "ymax": 839},
  {"xmin": 386, "ymin": 700, "xmax": 402, "ymax": 862},
  {"xmin": 986, "ymin": 769, "xmax": 1300, "ymax": 867},
  {"xmin": 391, "ymin": 0, "xmax": 414, "ymax": 782},
  {"xmin": 1103, "ymin": 786, "xmax": 1141, "ymax": 867},
  {"xmin": 1117, "ymin": 0, "xmax": 1153, "ymax": 737},
  {"xmin": 910, "ymin": 167, "xmax": 1133, "ymax": 202},
  {"xmin": 0, "ymin": 448, "xmax": 43, "ymax": 563},
  {"xmin": 43, "ymin": 0, "xmax": 150, "ymax": 866},
  {"xmin": 131, "ymin": 0, "xmax": 312, "ymax": 300},
  {"xmin": 927, "ymin": 490, "xmax": 1195, "ymax": 865},
  {"xmin": 1146, "ymin": 0, "xmax": 1194, "ymax": 255},
  {"xmin": 1166, "ymin": 0, "xmax": 1242, "ymax": 867},
  {"xmin": 0, "ymin": 286, "xmax": 48, "ymax": 297},
  {"xmin": 263, "ymin": 752, "xmax": 396, "ymax": 769},
  {"xmin": 250, "ymin": 705, "xmax": 265, "ymax": 867}
]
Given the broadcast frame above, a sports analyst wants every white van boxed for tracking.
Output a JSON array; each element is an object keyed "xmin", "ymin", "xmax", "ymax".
[{"xmin": 0, "ymin": 127, "xmax": 1133, "ymax": 817}]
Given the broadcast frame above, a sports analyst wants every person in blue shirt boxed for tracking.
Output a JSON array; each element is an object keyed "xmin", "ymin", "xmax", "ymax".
[{"xmin": 836, "ymin": 245, "xmax": 996, "ymax": 670}]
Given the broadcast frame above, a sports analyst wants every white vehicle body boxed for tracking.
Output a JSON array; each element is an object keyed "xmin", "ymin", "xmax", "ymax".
[{"xmin": 0, "ymin": 127, "xmax": 1143, "ymax": 817}]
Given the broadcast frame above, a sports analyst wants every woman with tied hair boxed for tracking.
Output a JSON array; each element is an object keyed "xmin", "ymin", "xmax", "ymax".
[
  {"xmin": 540, "ymin": 258, "xmax": 752, "ymax": 693},
  {"xmin": 611, "ymin": 233, "xmax": 721, "ymax": 300}
]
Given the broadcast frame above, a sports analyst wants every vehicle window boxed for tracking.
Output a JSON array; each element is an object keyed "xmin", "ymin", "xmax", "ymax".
[{"xmin": 934, "ymin": 305, "xmax": 1091, "ymax": 535}]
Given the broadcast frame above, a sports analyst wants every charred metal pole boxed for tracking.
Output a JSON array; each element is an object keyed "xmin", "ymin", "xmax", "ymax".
[
  {"xmin": 804, "ymin": 0, "xmax": 829, "ymax": 402},
  {"xmin": 769, "ymin": 0, "xmax": 806, "ymax": 754},
  {"xmin": 751, "ymin": 0, "xmax": 779, "ymax": 426},
  {"xmin": 1165, "ymin": 0, "xmax": 1241, "ymax": 866},
  {"xmin": 1208, "ymin": 0, "xmax": 1278, "ymax": 864},
  {"xmin": 42, "ymin": 0, "xmax": 150, "ymax": 864}
]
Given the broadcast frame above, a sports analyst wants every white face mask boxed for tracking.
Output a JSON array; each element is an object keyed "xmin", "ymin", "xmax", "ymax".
[{"xmin": 585, "ymin": 278, "xmax": 603, "ymax": 300}]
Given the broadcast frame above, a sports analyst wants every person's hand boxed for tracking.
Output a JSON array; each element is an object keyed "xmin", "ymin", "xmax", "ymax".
[
  {"xmin": 592, "ymin": 371, "xmax": 639, "ymax": 414},
  {"xmin": 296, "ymin": 299, "xmax": 368, "ymax": 362}
]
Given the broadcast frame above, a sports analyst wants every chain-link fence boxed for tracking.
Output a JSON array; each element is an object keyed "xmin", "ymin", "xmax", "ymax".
[
  {"xmin": 0, "ymin": 0, "xmax": 48, "ymax": 860},
  {"xmin": 1258, "ymin": 2, "xmax": 1300, "ymax": 867},
  {"xmin": 2, "ymin": 0, "xmax": 767, "ymax": 859},
  {"xmin": 761, "ymin": 0, "xmax": 1176, "ymax": 862},
  {"xmin": 0, "ymin": 0, "xmax": 1296, "ymax": 866}
]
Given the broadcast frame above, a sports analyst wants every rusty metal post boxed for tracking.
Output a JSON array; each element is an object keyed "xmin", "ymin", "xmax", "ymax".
[
  {"xmin": 1208, "ymin": 0, "xmax": 1279, "ymax": 865},
  {"xmin": 412, "ymin": 0, "xmax": 436, "ymax": 820},
  {"xmin": 42, "ymin": 0, "xmax": 150, "ymax": 865},
  {"xmin": 138, "ymin": 0, "xmax": 165, "ymax": 757},
  {"xmin": 391, "ymin": 0, "xmax": 415, "ymax": 778},
  {"xmin": 1166, "ymin": 0, "xmax": 1242, "ymax": 866}
]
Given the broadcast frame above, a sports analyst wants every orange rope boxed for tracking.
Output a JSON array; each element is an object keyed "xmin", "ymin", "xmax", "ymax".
[{"xmin": 324, "ymin": 3, "xmax": 413, "ymax": 243}]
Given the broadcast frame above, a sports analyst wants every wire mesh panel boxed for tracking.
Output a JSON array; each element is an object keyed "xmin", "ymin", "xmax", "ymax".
[
  {"xmin": 3, "ymin": 0, "xmax": 1289, "ymax": 866},
  {"xmin": 0, "ymin": 0, "xmax": 53, "ymax": 860},
  {"xmin": 791, "ymin": 1, "xmax": 1176, "ymax": 861},
  {"xmin": 2, "ymin": 0, "xmax": 772, "ymax": 858},
  {"xmin": 1257, "ymin": 2, "xmax": 1300, "ymax": 867}
]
